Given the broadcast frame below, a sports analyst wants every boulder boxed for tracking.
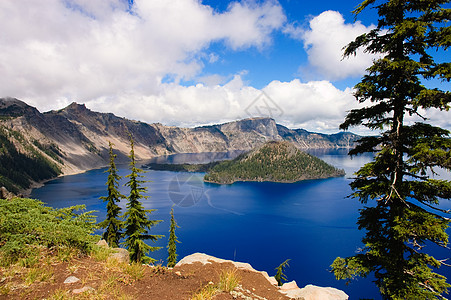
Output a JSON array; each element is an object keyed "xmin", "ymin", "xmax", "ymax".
[
  {"xmin": 281, "ymin": 284, "xmax": 348, "ymax": 300},
  {"xmin": 96, "ymin": 239, "xmax": 108, "ymax": 248},
  {"xmin": 110, "ymin": 248, "xmax": 130, "ymax": 264},
  {"xmin": 176, "ymin": 252, "xmax": 254, "ymax": 272},
  {"xmin": 95, "ymin": 239, "xmax": 129, "ymax": 264}
]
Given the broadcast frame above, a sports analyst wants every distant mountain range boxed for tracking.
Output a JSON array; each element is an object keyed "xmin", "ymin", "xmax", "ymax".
[{"xmin": 0, "ymin": 97, "xmax": 360, "ymax": 192}]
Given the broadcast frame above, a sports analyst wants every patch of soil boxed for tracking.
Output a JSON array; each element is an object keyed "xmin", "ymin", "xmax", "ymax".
[{"xmin": 0, "ymin": 256, "xmax": 290, "ymax": 299}]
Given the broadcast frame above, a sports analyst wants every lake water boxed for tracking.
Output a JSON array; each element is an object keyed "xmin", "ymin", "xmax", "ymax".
[{"xmin": 30, "ymin": 149, "xmax": 451, "ymax": 299}]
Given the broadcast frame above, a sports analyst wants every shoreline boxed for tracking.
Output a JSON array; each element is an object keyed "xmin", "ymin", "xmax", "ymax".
[
  {"xmin": 20, "ymin": 157, "xmax": 160, "ymax": 197},
  {"xmin": 203, "ymin": 172, "xmax": 345, "ymax": 185},
  {"xmin": 20, "ymin": 147, "xmax": 349, "ymax": 197}
]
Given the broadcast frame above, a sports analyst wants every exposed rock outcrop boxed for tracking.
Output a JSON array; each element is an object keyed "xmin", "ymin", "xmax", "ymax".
[
  {"xmin": 176, "ymin": 253, "xmax": 348, "ymax": 300},
  {"xmin": 0, "ymin": 187, "xmax": 15, "ymax": 200},
  {"xmin": 285, "ymin": 284, "xmax": 349, "ymax": 300}
]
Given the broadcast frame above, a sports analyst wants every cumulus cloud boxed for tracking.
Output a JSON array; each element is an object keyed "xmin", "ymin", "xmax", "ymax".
[
  {"xmin": 0, "ymin": 1, "xmax": 388, "ymax": 135},
  {"xmin": 0, "ymin": 0, "xmax": 285, "ymax": 110},
  {"xmin": 288, "ymin": 10, "xmax": 379, "ymax": 80},
  {"xmin": 263, "ymin": 79, "xmax": 356, "ymax": 131}
]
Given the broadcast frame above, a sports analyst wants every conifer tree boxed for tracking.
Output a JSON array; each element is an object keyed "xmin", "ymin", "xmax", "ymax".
[
  {"xmin": 275, "ymin": 259, "xmax": 290, "ymax": 286},
  {"xmin": 98, "ymin": 141, "xmax": 125, "ymax": 248},
  {"xmin": 331, "ymin": 0, "xmax": 451, "ymax": 299},
  {"xmin": 167, "ymin": 207, "xmax": 180, "ymax": 268},
  {"xmin": 123, "ymin": 135, "xmax": 163, "ymax": 264}
]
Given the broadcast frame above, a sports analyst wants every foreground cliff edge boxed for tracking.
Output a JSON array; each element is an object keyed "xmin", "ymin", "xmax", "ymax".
[{"xmin": 176, "ymin": 252, "xmax": 349, "ymax": 300}]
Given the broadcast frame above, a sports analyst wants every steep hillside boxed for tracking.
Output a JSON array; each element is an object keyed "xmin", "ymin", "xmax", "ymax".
[
  {"xmin": 204, "ymin": 141, "xmax": 345, "ymax": 184},
  {"xmin": 0, "ymin": 126, "xmax": 61, "ymax": 193},
  {"xmin": 0, "ymin": 97, "xmax": 359, "ymax": 192}
]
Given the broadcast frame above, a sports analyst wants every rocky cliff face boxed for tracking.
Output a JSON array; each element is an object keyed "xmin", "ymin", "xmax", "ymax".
[{"xmin": 0, "ymin": 97, "xmax": 360, "ymax": 188}]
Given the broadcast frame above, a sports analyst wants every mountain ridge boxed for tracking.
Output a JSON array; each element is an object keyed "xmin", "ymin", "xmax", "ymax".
[{"xmin": 0, "ymin": 97, "xmax": 360, "ymax": 192}]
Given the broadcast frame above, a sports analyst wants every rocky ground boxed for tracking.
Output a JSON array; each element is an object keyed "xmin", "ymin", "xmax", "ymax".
[
  {"xmin": 0, "ymin": 256, "xmax": 284, "ymax": 299},
  {"xmin": 0, "ymin": 248, "xmax": 348, "ymax": 300}
]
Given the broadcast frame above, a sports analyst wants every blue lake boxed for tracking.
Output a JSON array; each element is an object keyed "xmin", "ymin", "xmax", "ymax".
[{"xmin": 30, "ymin": 149, "xmax": 451, "ymax": 299}]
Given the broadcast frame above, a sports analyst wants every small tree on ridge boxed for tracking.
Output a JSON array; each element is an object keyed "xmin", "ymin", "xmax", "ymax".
[
  {"xmin": 275, "ymin": 259, "xmax": 290, "ymax": 287},
  {"xmin": 98, "ymin": 141, "xmax": 125, "ymax": 248},
  {"xmin": 167, "ymin": 207, "xmax": 180, "ymax": 268},
  {"xmin": 123, "ymin": 135, "xmax": 163, "ymax": 263}
]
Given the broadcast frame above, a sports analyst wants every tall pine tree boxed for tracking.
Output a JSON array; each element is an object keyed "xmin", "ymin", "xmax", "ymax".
[
  {"xmin": 331, "ymin": 0, "xmax": 451, "ymax": 299},
  {"xmin": 167, "ymin": 207, "xmax": 180, "ymax": 268},
  {"xmin": 98, "ymin": 141, "xmax": 125, "ymax": 248},
  {"xmin": 123, "ymin": 135, "xmax": 163, "ymax": 264}
]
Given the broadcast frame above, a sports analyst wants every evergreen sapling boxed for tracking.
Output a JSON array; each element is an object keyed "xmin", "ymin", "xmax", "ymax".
[
  {"xmin": 123, "ymin": 135, "xmax": 163, "ymax": 263},
  {"xmin": 98, "ymin": 141, "xmax": 125, "ymax": 248},
  {"xmin": 275, "ymin": 259, "xmax": 290, "ymax": 286},
  {"xmin": 167, "ymin": 207, "xmax": 180, "ymax": 268}
]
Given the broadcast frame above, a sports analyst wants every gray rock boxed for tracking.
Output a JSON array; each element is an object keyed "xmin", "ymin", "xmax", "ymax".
[
  {"xmin": 72, "ymin": 286, "xmax": 94, "ymax": 294},
  {"xmin": 176, "ymin": 253, "xmax": 255, "ymax": 272},
  {"xmin": 96, "ymin": 239, "xmax": 108, "ymax": 248},
  {"xmin": 64, "ymin": 276, "xmax": 80, "ymax": 284},
  {"xmin": 282, "ymin": 284, "xmax": 348, "ymax": 300},
  {"xmin": 110, "ymin": 248, "xmax": 130, "ymax": 264},
  {"xmin": 0, "ymin": 187, "xmax": 14, "ymax": 200}
]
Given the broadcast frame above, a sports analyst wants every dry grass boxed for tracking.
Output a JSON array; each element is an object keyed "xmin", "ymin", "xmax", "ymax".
[
  {"xmin": 47, "ymin": 288, "xmax": 72, "ymax": 300},
  {"xmin": 24, "ymin": 266, "xmax": 54, "ymax": 285},
  {"xmin": 90, "ymin": 245, "xmax": 114, "ymax": 262},
  {"xmin": 191, "ymin": 283, "xmax": 219, "ymax": 300},
  {"xmin": 123, "ymin": 262, "xmax": 145, "ymax": 281},
  {"xmin": 190, "ymin": 268, "xmax": 241, "ymax": 300},
  {"xmin": 218, "ymin": 268, "xmax": 240, "ymax": 292}
]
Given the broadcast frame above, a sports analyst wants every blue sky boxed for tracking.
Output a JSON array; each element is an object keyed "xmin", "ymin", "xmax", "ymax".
[
  {"xmin": 0, "ymin": 0, "xmax": 448, "ymax": 134},
  {"xmin": 180, "ymin": 0, "xmax": 379, "ymax": 89}
]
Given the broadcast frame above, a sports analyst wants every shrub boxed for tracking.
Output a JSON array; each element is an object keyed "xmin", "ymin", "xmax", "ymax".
[{"xmin": 0, "ymin": 198, "xmax": 97, "ymax": 266}]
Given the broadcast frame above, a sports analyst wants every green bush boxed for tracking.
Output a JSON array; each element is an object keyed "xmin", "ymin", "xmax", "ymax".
[{"xmin": 0, "ymin": 198, "xmax": 98, "ymax": 266}]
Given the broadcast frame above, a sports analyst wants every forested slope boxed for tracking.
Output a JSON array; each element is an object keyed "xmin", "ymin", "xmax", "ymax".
[{"xmin": 204, "ymin": 141, "xmax": 345, "ymax": 184}]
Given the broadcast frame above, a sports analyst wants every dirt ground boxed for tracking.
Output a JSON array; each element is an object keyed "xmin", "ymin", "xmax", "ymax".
[{"xmin": 0, "ymin": 255, "xmax": 290, "ymax": 300}]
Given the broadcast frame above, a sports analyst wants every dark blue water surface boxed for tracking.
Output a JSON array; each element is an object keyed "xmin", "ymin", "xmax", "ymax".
[{"xmin": 30, "ymin": 149, "xmax": 451, "ymax": 299}]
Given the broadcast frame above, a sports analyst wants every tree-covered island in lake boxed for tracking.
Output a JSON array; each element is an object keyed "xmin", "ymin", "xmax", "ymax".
[{"xmin": 144, "ymin": 141, "xmax": 345, "ymax": 184}]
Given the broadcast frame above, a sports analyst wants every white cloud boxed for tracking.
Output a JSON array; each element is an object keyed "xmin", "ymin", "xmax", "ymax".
[
  {"xmin": 290, "ymin": 10, "xmax": 378, "ymax": 80},
  {"xmin": 0, "ymin": 0, "xmax": 285, "ymax": 110},
  {"xmin": 0, "ymin": 1, "xmax": 391, "ymax": 135},
  {"xmin": 263, "ymin": 79, "xmax": 357, "ymax": 132}
]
